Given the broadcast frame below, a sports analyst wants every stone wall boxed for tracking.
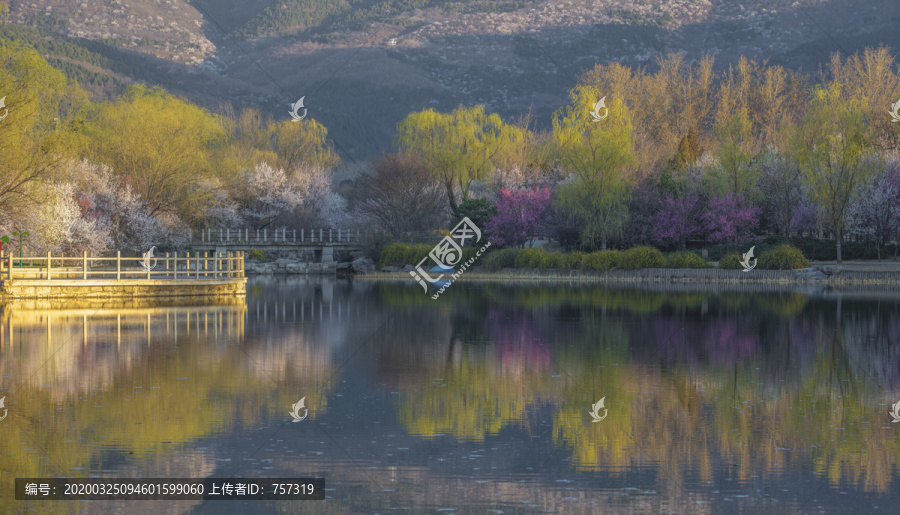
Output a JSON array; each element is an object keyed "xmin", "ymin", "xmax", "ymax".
[{"xmin": 0, "ymin": 279, "xmax": 246, "ymax": 299}]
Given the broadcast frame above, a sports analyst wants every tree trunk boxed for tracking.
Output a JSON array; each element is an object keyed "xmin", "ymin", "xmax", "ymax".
[
  {"xmin": 894, "ymin": 230, "xmax": 899, "ymax": 261},
  {"xmin": 445, "ymin": 182, "xmax": 458, "ymax": 220},
  {"xmin": 835, "ymin": 229, "xmax": 843, "ymax": 264}
]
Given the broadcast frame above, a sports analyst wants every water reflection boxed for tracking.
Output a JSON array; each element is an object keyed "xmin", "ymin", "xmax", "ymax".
[{"xmin": 0, "ymin": 278, "xmax": 898, "ymax": 513}]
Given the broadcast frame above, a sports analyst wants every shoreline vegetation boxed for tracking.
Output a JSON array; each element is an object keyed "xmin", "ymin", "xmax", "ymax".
[
  {"xmin": 358, "ymin": 267, "xmax": 900, "ymax": 286},
  {"xmin": 367, "ymin": 242, "xmax": 900, "ymax": 286}
]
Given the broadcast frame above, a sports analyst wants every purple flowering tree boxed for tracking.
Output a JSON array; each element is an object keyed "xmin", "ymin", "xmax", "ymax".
[
  {"xmin": 701, "ymin": 193, "xmax": 761, "ymax": 244},
  {"xmin": 651, "ymin": 193, "xmax": 702, "ymax": 250},
  {"xmin": 484, "ymin": 186, "xmax": 552, "ymax": 248}
]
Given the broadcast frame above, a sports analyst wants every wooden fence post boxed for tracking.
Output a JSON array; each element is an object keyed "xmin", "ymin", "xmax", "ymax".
[
  {"xmin": 7, "ymin": 252, "xmax": 11, "ymax": 281},
  {"xmin": 116, "ymin": 251, "xmax": 121, "ymax": 280},
  {"xmin": 215, "ymin": 251, "xmax": 219, "ymax": 278},
  {"xmin": 83, "ymin": 251, "xmax": 87, "ymax": 280},
  {"xmin": 48, "ymin": 252, "xmax": 51, "ymax": 280},
  {"xmin": 196, "ymin": 252, "xmax": 200, "ymax": 279},
  {"xmin": 173, "ymin": 251, "xmax": 177, "ymax": 281},
  {"xmin": 293, "ymin": 230, "xmax": 296, "ymax": 243}
]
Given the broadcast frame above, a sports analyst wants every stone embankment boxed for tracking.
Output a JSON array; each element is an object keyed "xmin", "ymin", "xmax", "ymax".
[
  {"xmin": 244, "ymin": 251, "xmax": 381, "ymax": 276},
  {"xmin": 360, "ymin": 264, "xmax": 900, "ymax": 285}
]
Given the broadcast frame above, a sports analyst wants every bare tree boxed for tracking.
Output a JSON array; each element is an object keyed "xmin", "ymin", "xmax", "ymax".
[{"xmin": 350, "ymin": 153, "xmax": 446, "ymax": 238}]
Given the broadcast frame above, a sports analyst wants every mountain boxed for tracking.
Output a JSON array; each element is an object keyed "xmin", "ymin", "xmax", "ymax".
[{"xmin": 4, "ymin": 0, "xmax": 900, "ymax": 164}]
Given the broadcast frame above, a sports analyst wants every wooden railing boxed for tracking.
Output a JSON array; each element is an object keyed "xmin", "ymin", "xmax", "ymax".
[
  {"xmin": 198, "ymin": 228, "xmax": 362, "ymax": 244},
  {"xmin": 0, "ymin": 251, "xmax": 245, "ymax": 281}
]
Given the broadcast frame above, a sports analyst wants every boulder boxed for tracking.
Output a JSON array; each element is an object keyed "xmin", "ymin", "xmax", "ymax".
[
  {"xmin": 350, "ymin": 251, "xmax": 365, "ymax": 260},
  {"xmin": 402, "ymin": 264, "xmax": 414, "ymax": 273},
  {"xmin": 275, "ymin": 258, "xmax": 292, "ymax": 269},
  {"xmin": 285, "ymin": 263, "xmax": 305, "ymax": 274},
  {"xmin": 794, "ymin": 268, "xmax": 827, "ymax": 281},
  {"xmin": 245, "ymin": 262, "xmax": 275, "ymax": 275},
  {"xmin": 821, "ymin": 265, "xmax": 843, "ymax": 276}
]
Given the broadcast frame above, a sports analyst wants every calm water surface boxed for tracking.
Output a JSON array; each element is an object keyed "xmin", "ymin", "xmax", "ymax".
[{"xmin": 2, "ymin": 277, "xmax": 900, "ymax": 514}]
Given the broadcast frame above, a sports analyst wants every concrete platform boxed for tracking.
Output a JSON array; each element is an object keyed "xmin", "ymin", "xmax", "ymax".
[{"xmin": 0, "ymin": 278, "xmax": 247, "ymax": 299}]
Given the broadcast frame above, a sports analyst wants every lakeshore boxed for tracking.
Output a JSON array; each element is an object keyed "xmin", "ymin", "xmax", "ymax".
[{"xmin": 356, "ymin": 260, "xmax": 900, "ymax": 287}]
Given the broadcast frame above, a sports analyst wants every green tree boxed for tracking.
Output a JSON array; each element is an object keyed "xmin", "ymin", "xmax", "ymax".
[
  {"xmin": 451, "ymin": 198, "xmax": 497, "ymax": 233},
  {"xmin": 791, "ymin": 83, "xmax": 873, "ymax": 263},
  {"xmin": 712, "ymin": 109, "xmax": 755, "ymax": 198},
  {"xmin": 0, "ymin": 43, "xmax": 80, "ymax": 222},
  {"xmin": 553, "ymin": 86, "xmax": 635, "ymax": 249},
  {"xmin": 396, "ymin": 105, "xmax": 519, "ymax": 218},
  {"xmin": 84, "ymin": 84, "xmax": 229, "ymax": 224}
]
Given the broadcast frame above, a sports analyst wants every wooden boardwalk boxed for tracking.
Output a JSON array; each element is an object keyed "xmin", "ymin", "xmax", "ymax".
[{"xmin": 0, "ymin": 251, "xmax": 246, "ymax": 298}]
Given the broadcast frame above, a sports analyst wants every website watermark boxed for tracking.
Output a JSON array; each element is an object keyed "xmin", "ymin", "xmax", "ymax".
[
  {"xmin": 740, "ymin": 246, "xmax": 757, "ymax": 272},
  {"xmin": 588, "ymin": 397, "xmax": 607, "ymax": 422},
  {"xmin": 590, "ymin": 95, "xmax": 608, "ymax": 122},
  {"xmin": 289, "ymin": 97, "xmax": 307, "ymax": 122},
  {"xmin": 889, "ymin": 98, "xmax": 900, "ymax": 123},
  {"xmin": 140, "ymin": 246, "xmax": 158, "ymax": 272},
  {"xmin": 408, "ymin": 217, "xmax": 491, "ymax": 299},
  {"xmin": 289, "ymin": 396, "xmax": 308, "ymax": 422}
]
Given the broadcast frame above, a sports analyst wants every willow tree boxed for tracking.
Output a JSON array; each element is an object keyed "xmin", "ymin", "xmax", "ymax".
[
  {"xmin": 217, "ymin": 105, "xmax": 339, "ymax": 173},
  {"xmin": 0, "ymin": 43, "xmax": 81, "ymax": 223},
  {"xmin": 553, "ymin": 86, "xmax": 635, "ymax": 249},
  {"xmin": 792, "ymin": 82, "xmax": 873, "ymax": 263},
  {"xmin": 85, "ymin": 84, "xmax": 230, "ymax": 224},
  {"xmin": 396, "ymin": 105, "xmax": 521, "ymax": 218}
]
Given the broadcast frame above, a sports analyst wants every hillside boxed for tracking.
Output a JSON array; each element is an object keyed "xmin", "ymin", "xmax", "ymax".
[{"xmin": 4, "ymin": 0, "xmax": 900, "ymax": 163}]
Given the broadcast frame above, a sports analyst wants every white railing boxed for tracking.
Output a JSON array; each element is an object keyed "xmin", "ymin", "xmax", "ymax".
[
  {"xmin": 0, "ymin": 251, "xmax": 245, "ymax": 281},
  {"xmin": 198, "ymin": 228, "xmax": 362, "ymax": 245}
]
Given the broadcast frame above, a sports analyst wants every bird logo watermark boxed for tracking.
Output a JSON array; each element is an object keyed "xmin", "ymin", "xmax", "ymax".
[
  {"xmin": 0, "ymin": 397, "xmax": 7, "ymax": 422},
  {"xmin": 289, "ymin": 396, "xmax": 309, "ymax": 422},
  {"xmin": 740, "ymin": 246, "xmax": 757, "ymax": 272},
  {"xmin": 588, "ymin": 397, "xmax": 608, "ymax": 422},
  {"xmin": 590, "ymin": 96, "xmax": 608, "ymax": 122},
  {"xmin": 140, "ymin": 246, "xmax": 158, "ymax": 272},
  {"xmin": 289, "ymin": 97, "xmax": 307, "ymax": 122},
  {"xmin": 890, "ymin": 400, "xmax": 900, "ymax": 423},
  {"xmin": 889, "ymin": 99, "xmax": 900, "ymax": 123},
  {"xmin": 0, "ymin": 96, "xmax": 7, "ymax": 122}
]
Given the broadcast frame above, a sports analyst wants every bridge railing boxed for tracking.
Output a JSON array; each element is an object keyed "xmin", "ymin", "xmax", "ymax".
[
  {"xmin": 1, "ymin": 250, "xmax": 245, "ymax": 281},
  {"xmin": 198, "ymin": 228, "xmax": 361, "ymax": 245}
]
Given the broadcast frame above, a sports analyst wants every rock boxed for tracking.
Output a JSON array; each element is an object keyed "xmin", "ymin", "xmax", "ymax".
[
  {"xmin": 351, "ymin": 257, "xmax": 374, "ymax": 269},
  {"xmin": 821, "ymin": 265, "xmax": 842, "ymax": 276},
  {"xmin": 794, "ymin": 268, "xmax": 827, "ymax": 281},
  {"xmin": 285, "ymin": 263, "xmax": 304, "ymax": 274},
  {"xmin": 350, "ymin": 251, "xmax": 365, "ymax": 259},
  {"xmin": 381, "ymin": 266, "xmax": 399, "ymax": 273},
  {"xmin": 402, "ymin": 264, "xmax": 414, "ymax": 272},
  {"xmin": 275, "ymin": 258, "xmax": 292, "ymax": 269},
  {"xmin": 245, "ymin": 262, "xmax": 275, "ymax": 275}
]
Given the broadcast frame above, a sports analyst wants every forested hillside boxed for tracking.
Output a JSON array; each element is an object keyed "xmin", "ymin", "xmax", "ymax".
[{"xmin": 237, "ymin": 0, "xmax": 535, "ymax": 37}]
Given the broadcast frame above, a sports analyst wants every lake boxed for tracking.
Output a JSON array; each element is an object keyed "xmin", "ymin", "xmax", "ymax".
[{"xmin": 1, "ymin": 276, "xmax": 899, "ymax": 513}]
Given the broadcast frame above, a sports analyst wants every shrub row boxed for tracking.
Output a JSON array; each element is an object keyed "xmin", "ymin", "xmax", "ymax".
[
  {"xmin": 378, "ymin": 243, "xmax": 814, "ymax": 273},
  {"xmin": 465, "ymin": 246, "xmax": 708, "ymax": 272},
  {"xmin": 378, "ymin": 243, "xmax": 479, "ymax": 269},
  {"xmin": 719, "ymin": 244, "xmax": 809, "ymax": 270}
]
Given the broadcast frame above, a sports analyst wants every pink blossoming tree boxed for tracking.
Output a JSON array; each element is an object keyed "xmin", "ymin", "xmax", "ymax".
[
  {"xmin": 651, "ymin": 193, "xmax": 702, "ymax": 250},
  {"xmin": 701, "ymin": 193, "xmax": 761, "ymax": 244},
  {"xmin": 484, "ymin": 186, "xmax": 552, "ymax": 248}
]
